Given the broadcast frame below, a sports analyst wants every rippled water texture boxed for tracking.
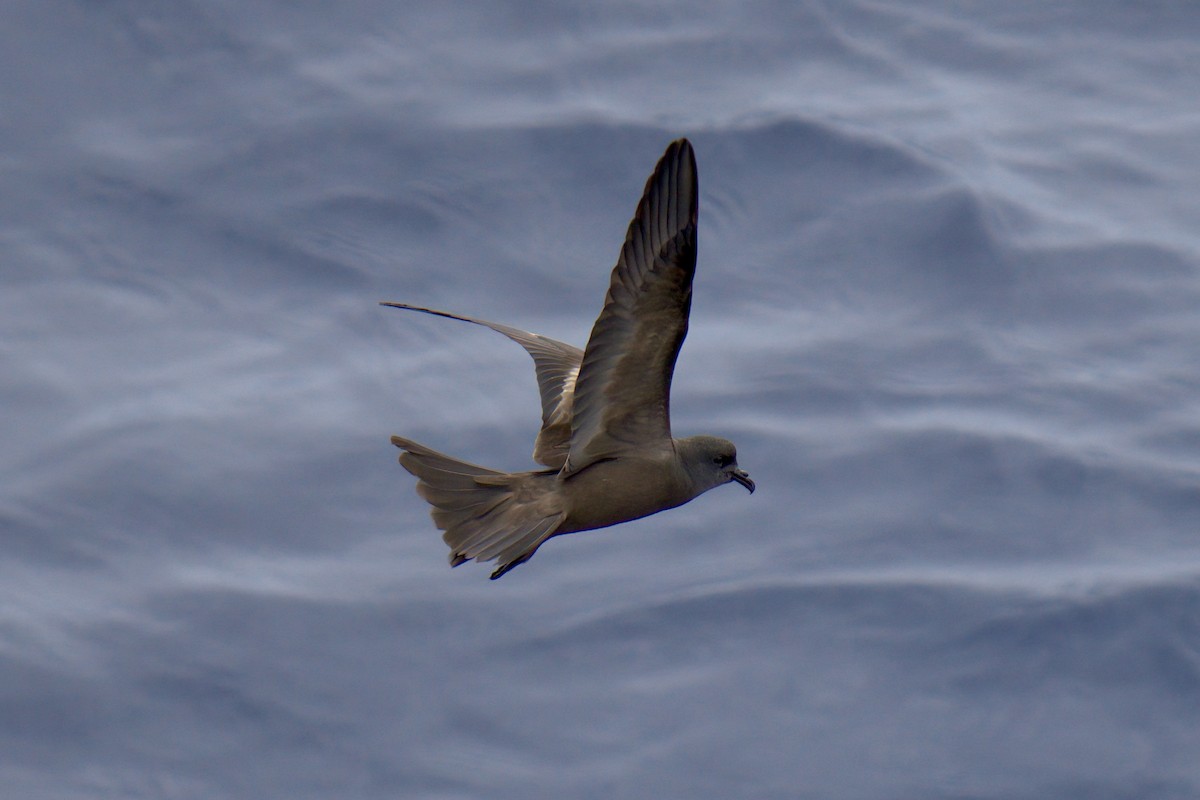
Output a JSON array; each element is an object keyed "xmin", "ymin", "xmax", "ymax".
[{"xmin": 3, "ymin": 2, "xmax": 1200, "ymax": 797}]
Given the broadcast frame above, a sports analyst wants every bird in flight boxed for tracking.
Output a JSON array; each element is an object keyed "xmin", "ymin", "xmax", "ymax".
[{"xmin": 383, "ymin": 138, "xmax": 753, "ymax": 579}]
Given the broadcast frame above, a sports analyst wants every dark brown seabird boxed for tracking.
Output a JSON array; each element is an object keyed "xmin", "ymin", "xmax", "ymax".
[{"xmin": 383, "ymin": 139, "xmax": 754, "ymax": 579}]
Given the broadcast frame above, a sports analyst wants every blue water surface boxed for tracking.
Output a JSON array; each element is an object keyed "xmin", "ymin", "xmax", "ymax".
[{"xmin": 3, "ymin": 2, "xmax": 1200, "ymax": 797}]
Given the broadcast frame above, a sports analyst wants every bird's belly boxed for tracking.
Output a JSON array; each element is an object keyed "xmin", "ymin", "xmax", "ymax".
[{"xmin": 557, "ymin": 458, "xmax": 688, "ymax": 533}]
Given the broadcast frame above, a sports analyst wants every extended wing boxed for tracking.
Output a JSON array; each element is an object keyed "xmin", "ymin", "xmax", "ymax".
[
  {"xmin": 563, "ymin": 139, "xmax": 698, "ymax": 476},
  {"xmin": 381, "ymin": 302, "xmax": 582, "ymax": 469}
]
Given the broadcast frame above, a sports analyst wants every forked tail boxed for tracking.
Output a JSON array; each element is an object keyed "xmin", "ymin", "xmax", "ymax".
[{"xmin": 391, "ymin": 436, "xmax": 564, "ymax": 579}]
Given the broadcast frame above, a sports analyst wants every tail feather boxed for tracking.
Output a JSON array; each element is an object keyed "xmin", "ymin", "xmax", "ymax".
[
  {"xmin": 391, "ymin": 436, "xmax": 564, "ymax": 578},
  {"xmin": 428, "ymin": 493, "xmax": 510, "ymax": 529},
  {"xmin": 488, "ymin": 515, "xmax": 562, "ymax": 579}
]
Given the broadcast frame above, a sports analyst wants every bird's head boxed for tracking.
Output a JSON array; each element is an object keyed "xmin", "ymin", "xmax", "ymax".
[{"xmin": 677, "ymin": 435, "xmax": 755, "ymax": 496}]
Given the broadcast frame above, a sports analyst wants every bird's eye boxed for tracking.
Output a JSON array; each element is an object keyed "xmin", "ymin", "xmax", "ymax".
[{"xmin": 713, "ymin": 455, "xmax": 730, "ymax": 467}]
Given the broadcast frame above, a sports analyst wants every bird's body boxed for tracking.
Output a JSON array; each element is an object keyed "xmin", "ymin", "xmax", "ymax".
[
  {"xmin": 558, "ymin": 448, "xmax": 690, "ymax": 533},
  {"xmin": 385, "ymin": 139, "xmax": 753, "ymax": 579}
]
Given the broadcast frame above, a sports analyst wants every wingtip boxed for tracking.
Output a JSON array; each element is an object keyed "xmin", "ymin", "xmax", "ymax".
[
  {"xmin": 664, "ymin": 137, "xmax": 696, "ymax": 170},
  {"xmin": 636, "ymin": 137, "xmax": 698, "ymax": 234},
  {"xmin": 660, "ymin": 137, "xmax": 698, "ymax": 226},
  {"xmin": 669, "ymin": 137, "xmax": 696, "ymax": 164}
]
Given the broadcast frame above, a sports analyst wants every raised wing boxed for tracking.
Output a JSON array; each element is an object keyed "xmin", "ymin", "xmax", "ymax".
[
  {"xmin": 381, "ymin": 302, "xmax": 582, "ymax": 469},
  {"xmin": 563, "ymin": 138, "xmax": 698, "ymax": 476}
]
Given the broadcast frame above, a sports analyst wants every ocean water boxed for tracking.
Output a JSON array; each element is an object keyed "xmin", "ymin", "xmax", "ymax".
[{"xmin": 3, "ymin": 1, "xmax": 1200, "ymax": 797}]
